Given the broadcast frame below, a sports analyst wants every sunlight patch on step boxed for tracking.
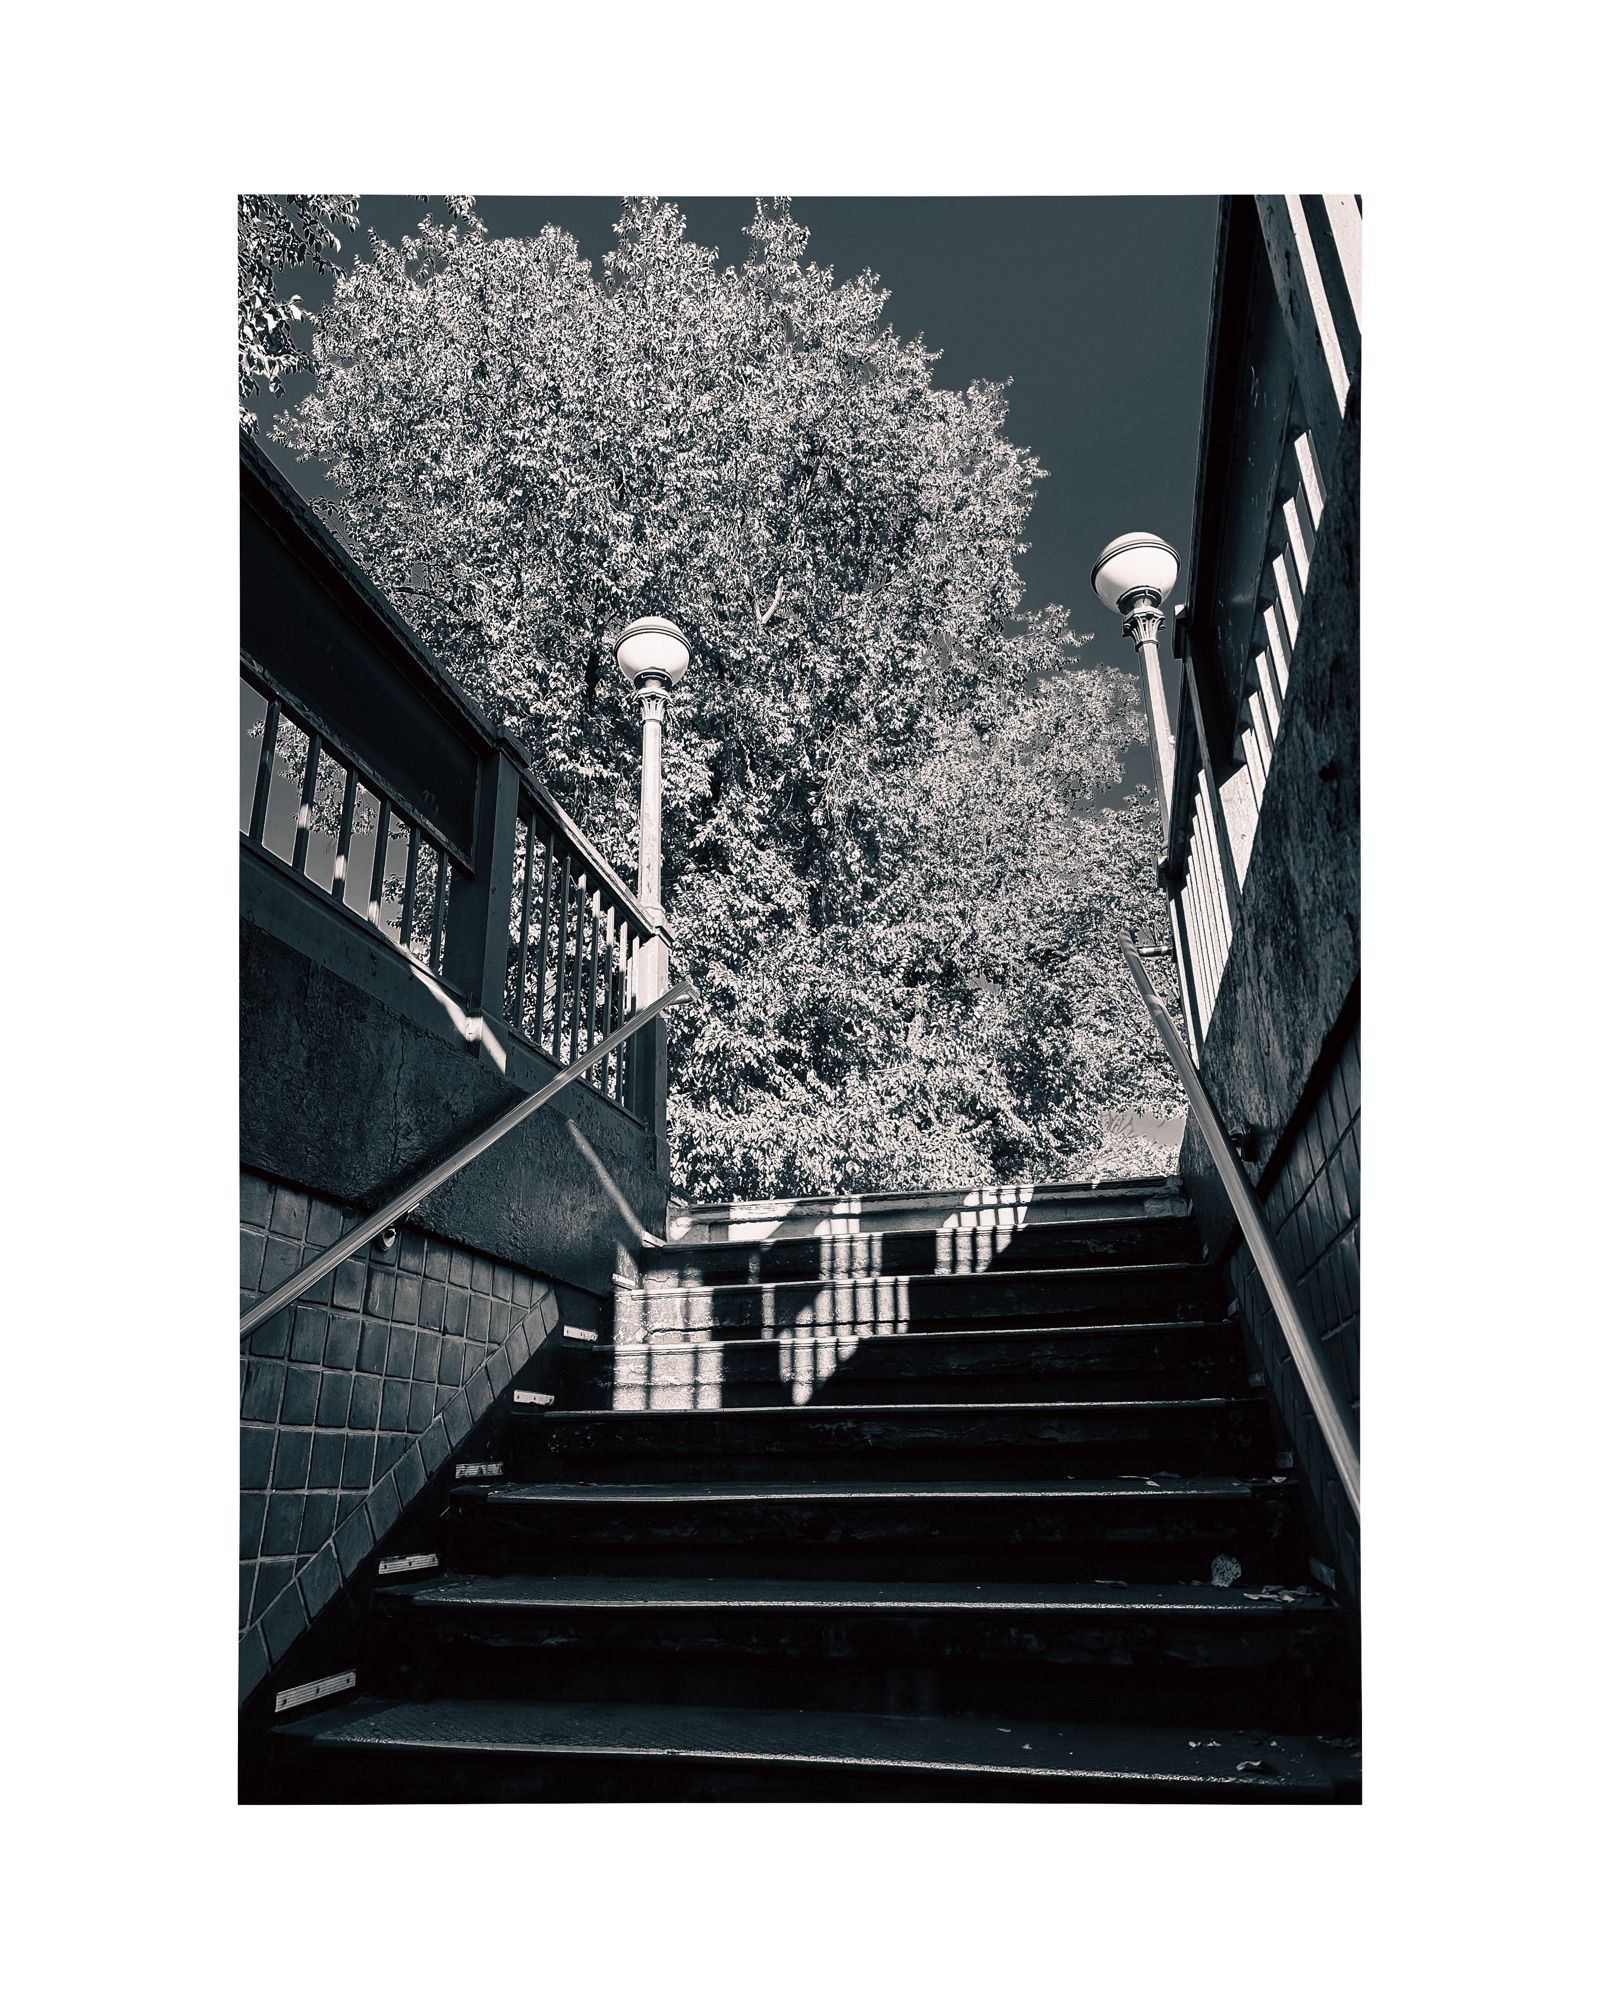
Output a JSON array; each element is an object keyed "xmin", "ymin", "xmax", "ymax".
[{"xmin": 780, "ymin": 1274, "xmax": 909, "ymax": 1405}]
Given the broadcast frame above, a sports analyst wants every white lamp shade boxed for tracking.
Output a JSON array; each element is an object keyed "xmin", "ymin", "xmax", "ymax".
[
  {"xmin": 1091, "ymin": 533, "xmax": 1180, "ymax": 611},
  {"xmin": 615, "ymin": 616, "xmax": 690, "ymax": 688}
]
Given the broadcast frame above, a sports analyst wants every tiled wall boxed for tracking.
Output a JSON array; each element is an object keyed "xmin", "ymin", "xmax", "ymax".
[
  {"xmin": 239, "ymin": 1170, "xmax": 557, "ymax": 1700},
  {"xmin": 1229, "ymin": 1021, "xmax": 1360, "ymax": 1596}
]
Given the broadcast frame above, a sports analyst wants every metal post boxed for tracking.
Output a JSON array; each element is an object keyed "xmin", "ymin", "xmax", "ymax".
[
  {"xmin": 1123, "ymin": 594, "xmax": 1178, "ymax": 847},
  {"xmin": 633, "ymin": 683, "xmax": 670, "ymax": 1002},
  {"xmin": 613, "ymin": 618, "xmax": 691, "ymax": 1162}
]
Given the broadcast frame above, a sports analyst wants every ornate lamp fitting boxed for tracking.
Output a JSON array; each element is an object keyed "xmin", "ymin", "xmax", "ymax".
[
  {"xmin": 614, "ymin": 616, "xmax": 691, "ymax": 701},
  {"xmin": 1122, "ymin": 598, "xmax": 1166, "ymax": 648},
  {"xmin": 1091, "ymin": 532, "xmax": 1180, "ymax": 614}
]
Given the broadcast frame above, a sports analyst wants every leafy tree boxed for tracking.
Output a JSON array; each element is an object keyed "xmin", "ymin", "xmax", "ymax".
[
  {"xmin": 274, "ymin": 197, "xmax": 1180, "ymax": 1196},
  {"xmin": 238, "ymin": 196, "xmax": 359, "ymax": 428}
]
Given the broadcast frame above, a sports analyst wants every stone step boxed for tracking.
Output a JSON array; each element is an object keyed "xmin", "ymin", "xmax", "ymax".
[
  {"xmin": 447, "ymin": 1474, "xmax": 1297, "ymax": 1584},
  {"xmin": 569, "ymin": 1319, "xmax": 1248, "ymax": 1409},
  {"xmin": 266, "ymin": 1695, "xmax": 1360, "ymax": 1802},
  {"xmin": 641, "ymin": 1215, "xmax": 1203, "ymax": 1290},
  {"xmin": 511, "ymin": 1395, "xmax": 1271, "ymax": 1482},
  {"xmin": 616, "ymin": 1259, "xmax": 1227, "ymax": 1338},
  {"xmin": 369, "ymin": 1573, "xmax": 1346, "ymax": 1729}
]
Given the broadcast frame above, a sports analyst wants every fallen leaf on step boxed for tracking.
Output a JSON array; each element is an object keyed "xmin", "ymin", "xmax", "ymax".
[{"xmin": 1211, "ymin": 1555, "xmax": 1243, "ymax": 1587}]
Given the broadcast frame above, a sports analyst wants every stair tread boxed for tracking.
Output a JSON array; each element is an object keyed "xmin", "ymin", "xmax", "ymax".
[
  {"xmin": 634, "ymin": 1257, "xmax": 1213, "ymax": 1302},
  {"xmin": 539, "ymin": 1394, "xmax": 1259, "ymax": 1421},
  {"xmin": 275, "ymin": 1694, "xmax": 1353, "ymax": 1793},
  {"xmin": 476, "ymin": 1474, "xmax": 1269, "ymax": 1503},
  {"xmin": 396, "ymin": 1572, "xmax": 1332, "ymax": 1615},
  {"xmin": 604, "ymin": 1319, "xmax": 1237, "ymax": 1355}
]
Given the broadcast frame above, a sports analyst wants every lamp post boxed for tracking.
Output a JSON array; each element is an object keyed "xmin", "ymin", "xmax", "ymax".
[
  {"xmin": 613, "ymin": 615, "xmax": 691, "ymax": 1003},
  {"xmin": 1091, "ymin": 532, "xmax": 1180, "ymax": 846}
]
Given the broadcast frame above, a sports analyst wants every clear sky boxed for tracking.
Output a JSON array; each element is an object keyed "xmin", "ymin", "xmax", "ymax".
[{"xmin": 254, "ymin": 194, "xmax": 1219, "ymax": 747}]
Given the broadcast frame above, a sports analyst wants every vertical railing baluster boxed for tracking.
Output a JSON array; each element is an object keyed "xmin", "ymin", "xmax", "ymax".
[
  {"xmin": 247, "ymin": 697, "xmax": 279, "ymax": 848},
  {"xmin": 609, "ymin": 918, "xmax": 628, "ymax": 1101},
  {"xmin": 291, "ymin": 732, "xmax": 322, "ymax": 875},
  {"xmin": 1248, "ymin": 692, "xmax": 1272, "ymax": 776},
  {"xmin": 332, "ymin": 764, "xmax": 358, "ymax": 903},
  {"xmin": 399, "ymin": 820, "xmax": 420, "ymax": 951},
  {"xmin": 1263, "ymin": 604, "xmax": 1292, "ymax": 706},
  {"xmin": 1242, "ymin": 714, "xmax": 1269, "ymax": 800},
  {"xmin": 1254, "ymin": 649, "xmax": 1282, "ymax": 740},
  {"xmin": 551, "ymin": 851, "xmax": 572, "ymax": 1062},
  {"xmin": 1168, "ymin": 894, "xmax": 1202, "ymax": 1056},
  {"xmin": 1187, "ymin": 796, "xmax": 1223, "ymax": 1013},
  {"xmin": 532, "ymin": 827, "xmax": 555, "ymax": 1051},
  {"xmin": 569, "ymin": 877, "xmax": 591, "ymax": 1064},
  {"xmin": 584, "ymin": 890, "xmax": 602, "ymax": 1073},
  {"xmin": 1293, "ymin": 428, "xmax": 1325, "ymax": 531},
  {"xmin": 1198, "ymin": 783, "xmax": 1234, "ymax": 963},
  {"xmin": 1283, "ymin": 491, "xmax": 1312, "ymax": 593},
  {"xmin": 621, "ymin": 933, "xmax": 637, "ymax": 1110},
  {"xmin": 1273, "ymin": 553, "xmax": 1301, "ymax": 643},
  {"xmin": 606, "ymin": 912, "xmax": 624, "ymax": 1100},
  {"xmin": 511, "ymin": 813, "xmax": 536, "ymax": 1035},
  {"xmin": 368, "ymin": 798, "xmax": 391, "ymax": 927},
  {"xmin": 1182, "ymin": 878, "xmax": 1211, "ymax": 1032},
  {"xmin": 430, "ymin": 855, "xmax": 449, "ymax": 974}
]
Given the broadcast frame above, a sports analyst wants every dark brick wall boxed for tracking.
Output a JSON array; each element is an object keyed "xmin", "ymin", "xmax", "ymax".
[
  {"xmin": 239, "ymin": 1168, "xmax": 558, "ymax": 1700},
  {"xmin": 1228, "ymin": 1020, "xmax": 1359, "ymax": 1598}
]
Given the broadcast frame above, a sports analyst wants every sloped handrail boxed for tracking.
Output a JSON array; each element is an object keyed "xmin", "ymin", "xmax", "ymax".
[
  {"xmin": 240, "ymin": 981, "xmax": 698, "ymax": 1343},
  {"xmin": 1120, "ymin": 940, "xmax": 1359, "ymax": 1519}
]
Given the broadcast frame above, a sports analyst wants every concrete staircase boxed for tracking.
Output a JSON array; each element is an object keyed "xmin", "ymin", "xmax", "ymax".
[{"xmin": 262, "ymin": 1178, "xmax": 1360, "ymax": 1800}]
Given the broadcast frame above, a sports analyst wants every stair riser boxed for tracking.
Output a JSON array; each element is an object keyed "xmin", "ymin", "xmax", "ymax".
[
  {"xmin": 263, "ymin": 1740, "xmax": 1348, "ymax": 1805},
  {"xmin": 644, "ymin": 1220, "xmax": 1203, "ymax": 1289},
  {"xmin": 514, "ymin": 1406, "xmax": 1269, "ymax": 1482},
  {"xmin": 618, "ymin": 1265, "xmax": 1226, "ymax": 1338},
  {"xmin": 449, "ymin": 1489, "xmax": 1295, "ymax": 1584},
  {"xmin": 593, "ymin": 1368, "xmax": 1246, "ymax": 1411},
  {"xmin": 568, "ymin": 1330, "xmax": 1247, "ymax": 1408},
  {"xmin": 371, "ymin": 1606, "xmax": 1341, "ymax": 1729}
]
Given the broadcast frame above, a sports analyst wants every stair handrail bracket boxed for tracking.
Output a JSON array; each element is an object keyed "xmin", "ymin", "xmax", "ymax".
[
  {"xmin": 240, "ymin": 981, "xmax": 700, "ymax": 1344},
  {"xmin": 1118, "ymin": 939, "xmax": 1359, "ymax": 1519}
]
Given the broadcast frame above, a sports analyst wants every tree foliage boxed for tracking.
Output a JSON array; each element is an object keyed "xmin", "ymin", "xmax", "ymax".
[
  {"xmin": 238, "ymin": 196, "xmax": 359, "ymax": 427},
  {"xmin": 274, "ymin": 198, "xmax": 1181, "ymax": 1196}
]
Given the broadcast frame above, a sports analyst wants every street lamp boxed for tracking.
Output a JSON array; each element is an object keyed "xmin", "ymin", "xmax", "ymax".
[
  {"xmin": 1092, "ymin": 531, "xmax": 1180, "ymax": 844},
  {"xmin": 613, "ymin": 615, "xmax": 691, "ymax": 1001}
]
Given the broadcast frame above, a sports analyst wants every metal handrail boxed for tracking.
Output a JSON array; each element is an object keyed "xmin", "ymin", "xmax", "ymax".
[
  {"xmin": 240, "ymin": 981, "xmax": 698, "ymax": 1343},
  {"xmin": 1120, "ymin": 940, "xmax": 1360, "ymax": 1519}
]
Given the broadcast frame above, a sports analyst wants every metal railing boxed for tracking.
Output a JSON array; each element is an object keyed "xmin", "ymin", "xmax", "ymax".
[
  {"xmin": 240, "ymin": 980, "xmax": 698, "ymax": 1342},
  {"xmin": 241, "ymin": 656, "xmax": 455, "ymax": 976},
  {"xmin": 1120, "ymin": 939, "xmax": 1359, "ymax": 1518},
  {"xmin": 241, "ymin": 658, "xmax": 666, "ymax": 1125},
  {"xmin": 503, "ymin": 778, "xmax": 652, "ymax": 1110}
]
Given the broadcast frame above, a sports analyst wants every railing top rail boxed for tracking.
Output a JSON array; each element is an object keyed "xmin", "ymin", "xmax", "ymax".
[
  {"xmin": 1119, "ymin": 939, "xmax": 1359, "ymax": 1520},
  {"xmin": 242, "ymin": 436, "xmax": 504, "ymax": 762},
  {"xmin": 239, "ymin": 980, "xmax": 698, "ymax": 1344}
]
